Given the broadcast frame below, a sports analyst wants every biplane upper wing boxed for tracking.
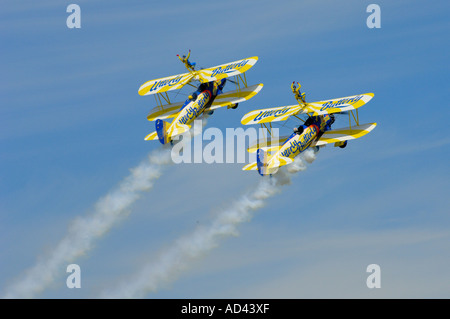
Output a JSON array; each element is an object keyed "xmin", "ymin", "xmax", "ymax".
[
  {"xmin": 208, "ymin": 83, "xmax": 264, "ymax": 111},
  {"xmin": 304, "ymin": 93, "xmax": 374, "ymax": 115},
  {"xmin": 240, "ymin": 104, "xmax": 303, "ymax": 125},
  {"xmin": 138, "ymin": 72, "xmax": 194, "ymax": 96},
  {"xmin": 312, "ymin": 123, "xmax": 377, "ymax": 146},
  {"xmin": 196, "ymin": 57, "xmax": 259, "ymax": 83},
  {"xmin": 241, "ymin": 93, "xmax": 374, "ymax": 125}
]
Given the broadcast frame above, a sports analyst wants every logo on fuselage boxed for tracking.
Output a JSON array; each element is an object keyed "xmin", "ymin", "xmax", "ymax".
[
  {"xmin": 179, "ymin": 91, "xmax": 211, "ymax": 124},
  {"xmin": 280, "ymin": 126, "xmax": 317, "ymax": 158}
]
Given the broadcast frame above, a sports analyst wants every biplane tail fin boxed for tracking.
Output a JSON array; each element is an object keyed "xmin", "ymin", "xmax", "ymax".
[
  {"xmin": 155, "ymin": 119, "xmax": 171, "ymax": 145},
  {"xmin": 257, "ymin": 148, "xmax": 296, "ymax": 176},
  {"xmin": 256, "ymin": 148, "xmax": 269, "ymax": 176},
  {"xmin": 244, "ymin": 150, "xmax": 294, "ymax": 175},
  {"xmin": 145, "ymin": 120, "xmax": 191, "ymax": 144},
  {"xmin": 156, "ymin": 119, "xmax": 192, "ymax": 144}
]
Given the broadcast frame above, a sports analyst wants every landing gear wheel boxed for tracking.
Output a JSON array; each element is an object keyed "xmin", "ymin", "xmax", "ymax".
[{"xmin": 339, "ymin": 141, "xmax": 348, "ymax": 148}]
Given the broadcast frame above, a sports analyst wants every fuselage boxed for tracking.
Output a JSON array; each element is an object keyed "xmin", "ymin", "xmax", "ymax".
[
  {"xmin": 167, "ymin": 79, "xmax": 225, "ymax": 135},
  {"xmin": 174, "ymin": 90, "xmax": 211, "ymax": 126},
  {"xmin": 267, "ymin": 125, "xmax": 318, "ymax": 171},
  {"xmin": 268, "ymin": 114, "xmax": 334, "ymax": 168}
]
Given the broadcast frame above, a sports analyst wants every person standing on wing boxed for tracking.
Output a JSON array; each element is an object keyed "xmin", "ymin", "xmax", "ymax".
[
  {"xmin": 291, "ymin": 81, "xmax": 306, "ymax": 104},
  {"xmin": 177, "ymin": 49, "xmax": 196, "ymax": 71}
]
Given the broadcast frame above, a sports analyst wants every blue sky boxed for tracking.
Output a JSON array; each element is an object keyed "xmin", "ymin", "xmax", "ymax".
[{"xmin": 1, "ymin": 0, "xmax": 449, "ymax": 298}]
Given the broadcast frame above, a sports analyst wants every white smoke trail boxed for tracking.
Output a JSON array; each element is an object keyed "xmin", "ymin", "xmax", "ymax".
[
  {"xmin": 102, "ymin": 149, "xmax": 317, "ymax": 298},
  {"xmin": 3, "ymin": 147, "xmax": 173, "ymax": 298}
]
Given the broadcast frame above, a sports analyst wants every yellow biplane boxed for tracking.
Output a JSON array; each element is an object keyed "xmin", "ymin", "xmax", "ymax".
[
  {"xmin": 139, "ymin": 51, "xmax": 263, "ymax": 144},
  {"xmin": 241, "ymin": 82, "xmax": 377, "ymax": 176}
]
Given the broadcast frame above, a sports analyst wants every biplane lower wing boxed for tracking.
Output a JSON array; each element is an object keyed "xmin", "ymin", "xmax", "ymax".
[
  {"xmin": 304, "ymin": 93, "xmax": 374, "ymax": 115},
  {"xmin": 138, "ymin": 73, "xmax": 194, "ymax": 96},
  {"xmin": 196, "ymin": 57, "xmax": 259, "ymax": 83},
  {"xmin": 147, "ymin": 101, "xmax": 184, "ymax": 121},
  {"xmin": 208, "ymin": 83, "xmax": 263, "ymax": 111},
  {"xmin": 146, "ymin": 83, "xmax": 263, "ymax": 121},
  {"xmin": 247, "ymin": 135, "xmax": 291, "ymax": 153},
  {"xmin": 313, "ymin": 123, "xmax": 377, "ymax": 146}
]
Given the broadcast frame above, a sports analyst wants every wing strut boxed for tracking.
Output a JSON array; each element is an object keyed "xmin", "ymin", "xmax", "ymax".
[
  {"xmin": 347, "ymin": 109, "xmax": 361, "ymax": 131},
  {"xmin": 260, "ymin": 123, "xmax": 272, "ymax": 137},
  {"xmin": 292, "ymin": 114, "xmax": 305, "ymax": 123},
  {"xmin": 161, "ymin": 92, "xmax": 171, "ymax": 105},
  {"xmin": 154, "ymin": 93, "xmax": 172, "ymax": 110}
]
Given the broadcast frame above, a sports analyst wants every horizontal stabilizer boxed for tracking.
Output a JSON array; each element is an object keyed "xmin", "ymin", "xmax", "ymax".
[
  {"xmin": 168, "ymin": 122, "xmax": 191, "ymax": 138},
  {"xmin": 144, "ymin": 131, "xmax": 158, "ymax": 141},
  {"xmin": 242, "ymin": 162, "xmax": 258, "ymax": 171},
  {"xmin": 268, "ymin": 155, "xmax": 294, "ymax": 169}
]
